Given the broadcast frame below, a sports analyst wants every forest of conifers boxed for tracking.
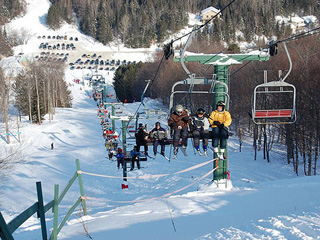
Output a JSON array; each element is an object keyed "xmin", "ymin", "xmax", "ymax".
[{"xmin": 46, "ymin": 0, "xmax": 320, "ymax": 47}]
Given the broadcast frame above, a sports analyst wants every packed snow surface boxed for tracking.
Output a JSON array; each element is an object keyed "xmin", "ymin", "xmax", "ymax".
[{"xmin": 0, "ymin": 1, "xmax": 319, "ymax": 240}]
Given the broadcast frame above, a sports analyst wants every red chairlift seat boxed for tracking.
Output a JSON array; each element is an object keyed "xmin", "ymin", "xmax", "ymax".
[
  {"xmin": 254, "ymin": 109, "xmax": 292, "ymax": 118},
  {"xmin": 252, "ymin": 80, "xmax": 296, "ymax": 125}
]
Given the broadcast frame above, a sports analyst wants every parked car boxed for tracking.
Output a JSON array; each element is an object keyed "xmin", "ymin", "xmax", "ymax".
[
  {"xmin": 100, "ymin": 60, "xmax": 104, "ymax": 65},
  {"xmin": 75, "ymin": 37, "xmax": 78, "ymax": 41},
  {"xmin": 82, "ymin": 54, "xmax": 87, "ymax": 58}
]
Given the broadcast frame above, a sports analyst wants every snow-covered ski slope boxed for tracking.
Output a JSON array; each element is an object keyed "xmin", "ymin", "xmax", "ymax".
[
  {"xmin": 1, "ymin": 68, "xmax": 319, "ymax": 240},
  {"xmin": 1, "ymin": 0, "xmax": 320, "ymax": 239}
]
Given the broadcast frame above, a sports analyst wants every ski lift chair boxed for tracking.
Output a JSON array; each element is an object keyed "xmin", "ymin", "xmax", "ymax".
[
  {"xmin": 251, "ymin": 42, "xmax": 296, "ymax": 125},
  {"xmin": 252, "ymin": 81, "xmax": 296, "ymax": 124}
]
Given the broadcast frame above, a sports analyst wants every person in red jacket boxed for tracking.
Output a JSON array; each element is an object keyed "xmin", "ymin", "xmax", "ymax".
[
  {"xmin": 106, "ymin": 127, "xmax": 114, "ymax": 135},
  {"xmin": 168, "ymin": 105, "xmax": 190, "ymax": 157}
]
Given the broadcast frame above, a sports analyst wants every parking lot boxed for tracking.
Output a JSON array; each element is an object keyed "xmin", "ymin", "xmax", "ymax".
[{"xmin": 32, "ymin": 34, "xmax": 144, "ymax": 72}]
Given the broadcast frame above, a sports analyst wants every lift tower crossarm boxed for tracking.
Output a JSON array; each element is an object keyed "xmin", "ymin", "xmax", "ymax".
[{"xmin": 173, "ymin": 50, "xmax": 270, "ymax": 65}]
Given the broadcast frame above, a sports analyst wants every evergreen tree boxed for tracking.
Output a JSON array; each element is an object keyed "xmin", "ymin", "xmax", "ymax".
[
  {"xmin": 47, "ymin": 2, "xmax": 61, "ymax": 29},
  {"xmin": 113, "ymin": 63, "xmax": 142, "ymax": 102},
  {"xmin": 97, "ymin": 10, "xmax": 113, "ymax": 44}
]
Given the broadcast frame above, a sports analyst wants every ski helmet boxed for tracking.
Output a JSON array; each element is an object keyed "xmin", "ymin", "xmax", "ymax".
[
  {"xmin": 175, "ymin": 105, "xmax": 184, "ymax": 115},
  {"xmin": 216, "ymin": 101, "xmax": 226, "ymax": 111},
  {"xmin": 118, "ymin": 148, "xmax": 123, "ymax": 153},
  {"xmin": 138, "ymin": 123, "xmax": 144, "ymax": 129},
  {"xmin": 109, "ymin": 127, "xmax": 113, "ymax": 130},
  {"xmin": 196, "ymin": 107, "xmax": 205, "ymax": 115},
  {"xmin": 155, "ymin": 122, "xmax": 161, "ymax": 127}
]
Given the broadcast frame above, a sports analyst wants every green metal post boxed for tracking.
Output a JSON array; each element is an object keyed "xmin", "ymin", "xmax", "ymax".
[
  {"xmin": 213, "ymin": 65, "xmax": 229, "ymax": 181},
  {"xmin": 75, "ymin": 159, "xmax": 87, "ymax": 215},
  {"xmin": 135, "ymin": 112, "xmax": 139, "ymax": 131},
  {"xmin": 112, "ymin": 105, "xmax": 116, "ymax": 130},
  {"xmin": 36, "ymin": 182, "xmax": 48, "ymax": 240},
  {"xmin": 122, "ymin": 120, "xmax": 128, "ymax": 181},
  {"xmin": 52, "ymin": 184, "xmax": 59, "ymax": 240},
  {"xmin": 103, "ymin": 85, "xmax": 107, "ymax": 103},
  {"xmin": 0, "ymin": 211, "xmax": 14, "ymax": 240}
]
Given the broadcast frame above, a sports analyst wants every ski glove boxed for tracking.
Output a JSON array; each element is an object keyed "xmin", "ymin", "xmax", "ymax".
[
  {"xmin": 182, "ymin": 116, "xmax": 189, "ymax": 123},
  {"xmin": 218, "ymin": 123, "xmax": 224, "ymax": 129},
  {"xmin": 171, "ymin": 122, "xmax": 178, "ymax": 127},
  {"xmin": 213, "ymin": 121, "xmax": 220, "ymax": 126}
]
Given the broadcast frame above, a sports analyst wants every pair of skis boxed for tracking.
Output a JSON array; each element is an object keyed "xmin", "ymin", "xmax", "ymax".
[
  {"xmin": 196, "ymin": 149, "xmax": 208, "ymax": 157},
  {"xmin": 172, "ymin": 147, "xmax": 188, "ymax": 160},
  {"xmin": 147, "ymin": 152, "xmax": 171, "ymax": 161}
]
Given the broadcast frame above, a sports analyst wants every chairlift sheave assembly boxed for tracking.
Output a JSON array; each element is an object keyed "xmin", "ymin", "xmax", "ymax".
[{"xmin": 169, "ymin": 30, "xmax": 230, "ymax": 114}]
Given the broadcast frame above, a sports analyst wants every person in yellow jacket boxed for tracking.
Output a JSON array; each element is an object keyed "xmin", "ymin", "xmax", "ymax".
[{"xmin": 208, "ymin": 101, "xmax": 232, "ymax": 159}]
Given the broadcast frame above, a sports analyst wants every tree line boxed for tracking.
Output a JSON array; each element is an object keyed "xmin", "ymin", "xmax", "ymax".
[
  {"xmin": 47, "ymin": 0, "xmax": 188, "ymax": 47},
  {"xmin": 47, "ymin": 0, "xmax": 320, "ymax": 47},
  {"xmin": 0, "ymin": 61, "xmax": 72, "ymax": 145},
  {"xmin": 0, "ymin": 0, "xmax": 26, "ymax": 57}
]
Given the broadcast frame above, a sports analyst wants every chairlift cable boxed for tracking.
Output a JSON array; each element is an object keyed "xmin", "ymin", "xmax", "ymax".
[
  {"xmin": 276, "ymin": 26, "xmax": 320, "ymax": 44},
  {"xmin": 230, "ymin": 60, "xmax": 252, "ymax": 77}
]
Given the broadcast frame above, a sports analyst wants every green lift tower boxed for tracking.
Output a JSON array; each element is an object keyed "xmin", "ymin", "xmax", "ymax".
[{"xmin": 172, "ymin": 31, "xmax": 270, "ymax": 184}]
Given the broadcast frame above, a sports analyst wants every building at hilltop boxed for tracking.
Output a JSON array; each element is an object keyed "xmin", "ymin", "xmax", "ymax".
[{"xmin": 201, "ymin": 6, "xmax": 221, "ymax": 23}]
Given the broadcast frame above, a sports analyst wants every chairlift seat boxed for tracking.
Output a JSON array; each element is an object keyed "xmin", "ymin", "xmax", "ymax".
[
  {"xmin": 252, "ymin": 80, "xmax": 296, "ymax": 125},
  {"xmin": 254, "ymin": 110, "xmax": 292, "ymax": 118},
  {"xmin": 123, "ymin": 151, "xmax": 147, "ymax": 162}
]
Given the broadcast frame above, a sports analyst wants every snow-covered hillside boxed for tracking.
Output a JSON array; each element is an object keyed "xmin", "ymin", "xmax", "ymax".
[
  {"xmin": 1, "ymin": 69, "xmax": 319, "ymax": 240},
  {"xmin": 1, "ymin": 1, "xmax": 320, "ymax": 240}
]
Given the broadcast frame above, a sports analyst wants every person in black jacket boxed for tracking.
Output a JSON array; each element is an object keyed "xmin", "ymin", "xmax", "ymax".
[
  {"xmin": 135, "ymin": 123, "xmax": 149, "ymax": 155},
  {"xmin": 149, "ymin": 122, "xmax": 168, "ymax": 156}
]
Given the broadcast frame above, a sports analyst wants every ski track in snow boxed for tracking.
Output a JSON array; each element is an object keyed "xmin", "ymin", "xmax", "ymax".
[{"xmin": 0, "ymin": 1, "xmax": 320, "ymax": 240}]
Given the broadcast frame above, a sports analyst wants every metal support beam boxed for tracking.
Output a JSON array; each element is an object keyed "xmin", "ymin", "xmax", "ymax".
[
  {"xmin": 122, "ymin": 120, "xmax": 128, "ymax": 181},
  {"xmin": 36, "ymin": 182, "xmax": 48, "ymax": 240},
  {"xmin": 76, "ymin": 159, "xmax": 87, "ymax": 216}
]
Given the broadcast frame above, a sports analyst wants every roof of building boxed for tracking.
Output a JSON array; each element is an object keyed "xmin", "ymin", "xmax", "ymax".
[{"xmin": 201, "ymin": 6, "xmax": 220, "ymax": 15}]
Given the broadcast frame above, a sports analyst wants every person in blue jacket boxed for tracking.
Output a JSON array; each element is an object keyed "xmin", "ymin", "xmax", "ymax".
[
  {"xmin": 130, "ymin": 146, "xmax": 140, "ymax": 171},
  {"xmin": 115, "ymin": 148, "xmax": 124, "ymax": 169}
]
